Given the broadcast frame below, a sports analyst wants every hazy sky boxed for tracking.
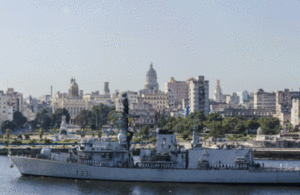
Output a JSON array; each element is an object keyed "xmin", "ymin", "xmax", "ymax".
[{"xmin": 1, "ymin": 0, "xmax": 299, "ymax": 98}]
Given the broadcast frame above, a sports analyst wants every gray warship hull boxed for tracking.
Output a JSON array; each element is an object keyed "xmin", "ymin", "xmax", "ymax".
[{"xmin": 11, "ymin": 156, "xmax": 300, "ymax": 183}]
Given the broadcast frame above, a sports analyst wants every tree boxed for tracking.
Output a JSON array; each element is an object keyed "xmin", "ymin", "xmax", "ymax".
[
  {"xmin": 13, "ymin": 111, "xmax": 27, "ymax": 127},
  {"xmin": 294, "ymin": 125, "xmax": 299, "ymax": 132},
  {"xmin": 91, "ymin": 104, "xmax": 115, "ymax": 129},
  {"xmin": 245, "ymin": 119, "xmax": 260, "ymax": 130},
  {"xmin": 222, "ymin": 117, "xmax": 238, "ymax": 133},
  {"xmin": 205, "ymin": 113, "xmax": 223, "ymax": 127},
  {"xmin": 39, "ymin": 128, "xmax": 44, "ymax": 140},
  {"xmin": 6, "ymin": 129, "xmax": 11, "ymax": 141},
  {"xmin": 139, "ymin": 126, "xmax": 150, "ymax": 136},
  {"xmin": 5, "ymin": 129, "xmax": 11, "ymax": 148},
  {"xmin": 258, "ymin": 116, "xmax": 280, "ymax": 135},
  {"xmin": 35, "ymin": 109, "xmax": 52, "ymax": 130},
  {"xmin": 74, "ymin": 110, "xmax": 92, "ymax": 128},
  {"xmin": 234, "ymin": 124, "xmax": 246, "ymax": 134},
  {"xmin": 50, "ymin": 108, "xmax": 70, "ymax": 128},
  {"xmin": 157, "ymin": 115, "xmax": 167, "ymax": 128},
  {"xmin": 208, "ymin": 121, "xmax": 225, "ymax": 139},
  {"xmin": 98, "ymin": 131, "xmax": 102, "ymax": 138},
  {"xmin": 1, "ymin": 120, "xmax": 16, "ymax": 133}
]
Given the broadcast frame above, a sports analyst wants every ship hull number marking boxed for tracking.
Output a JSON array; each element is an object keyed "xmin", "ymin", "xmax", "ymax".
[{"xmin": 76, "ymin": 170, "xmax": 91, "ymax": 177}]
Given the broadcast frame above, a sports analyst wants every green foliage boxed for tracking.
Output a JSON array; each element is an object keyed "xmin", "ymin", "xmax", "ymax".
[
  {"xmin": 205, "ymin": 113, "xmax": 223, "ymax": 124},
  {"xmin": 90, "ymin": 104, "xmax": 115, "ymax": 129},
  {"xmin": 6, "ymin": 129, "xmax": 11, "ymax": 140},
  {"xmin": 208, "ymin": 121, "xmax": 225, "ymax": 138},
  {"xmin": 17, "ymin": 134, "xmax": 23, "ymax": 140},
  {"xmin": 4, "ymin": 140, "xmax": 9, "ymax": 146},
  {"xmin": 149, "ymin": 137, "xmax": 157, "ymax": 145},
  {"xmin": 132, "ymin": 136, "xmax": 141, "ymax": 143},
  {"xmin": 35, "ymin": 109, "xmax": 52, "ymax": 130},
  {"xmin": 98, "ymin": 131, "xmax": 102, "ymax": 138},
  {"xmin": 80, "ymin": 133, "xmax": 86, "ymax": 138},
  {"xmin": 75, "ymin": 110, "xmax": 92, "ymax": 128},
  {"xmin": 157, "ymin": 114, "xmax": 167, "ymax": 128},
  {"xmin": 108, "ymin": 110, "xmax": 122, "ymax": 128},
  {"xmin": 234, "ymin": 124, "xmax": 246, "ymax": 134},
  {"xmin": 244, "ymin": 119, "xmax": 260, "ymax": 130},
  {"xmin": 258, "ymin": 116, "xmax": 281, "ymax": 135},
  {"xmin": 50, "ymin": 108, "xmax": 71, "ymax": 128},
  {"xmin": 39, "ymin": 128, "xmax": 44, "ymax": 140},
  {"xmin": 139, "ymin": 126, "xmax": 150, "ymax": 136},
  {"xmin": 294, "ymin": 125, "xmax": 299, "ymax": 132},
  {"xmin": 1, "ymin": 120, "xmax": 16, "ymax": 133},
  {"xmin": 43, "ymin": 138, "xmax": 52, "ymax": 144},
  {"xmin": 11, "ymin": 139, "xmax": 22, "ymax": 145},
  {"xmin": 0, "ymin": 135, "xmax": 3, "ymax": 139},
  {"xmin": 181, "ymin": 130, "xmax": 191, "ymax": 140},
  {"xmin": 24, "ymin": 134, "xmax": 30, "ymax": 140},
  {"xmin": 13, "ymin": 111, "xmax": 27, "ymax": 127},
  {"xmin": 29, "ymin": 139, "xmax": 36, "ymax": 145}
]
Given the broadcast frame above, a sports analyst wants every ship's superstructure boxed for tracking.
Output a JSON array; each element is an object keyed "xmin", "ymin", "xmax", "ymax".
[{"xmin": 9, "ymin": 93, "xmax": 300, "ymax": 183}]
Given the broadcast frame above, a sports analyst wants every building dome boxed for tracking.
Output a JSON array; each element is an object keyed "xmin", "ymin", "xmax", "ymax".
[
  {"xmin": 144, "ymin": 63, "xmax": 159, "ymax": 91},
  {"xmin": 69, "ymin": 78, "xmax": 79, "ymax": 97}
]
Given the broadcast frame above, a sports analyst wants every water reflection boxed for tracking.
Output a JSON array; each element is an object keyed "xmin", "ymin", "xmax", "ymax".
[{"xmin": 14, "ymin": 175, "xmax": 300, "ymax": 195}]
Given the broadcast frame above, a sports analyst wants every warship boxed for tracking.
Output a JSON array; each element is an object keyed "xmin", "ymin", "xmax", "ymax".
[{"xmin": 10, "ymin": 93, "xmax": 300, "ymax": 183}]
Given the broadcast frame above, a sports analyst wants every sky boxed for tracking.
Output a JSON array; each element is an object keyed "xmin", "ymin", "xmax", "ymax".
[{"xmin": 1, "ymin": 0, "xmax": 300, "ymax": 98}]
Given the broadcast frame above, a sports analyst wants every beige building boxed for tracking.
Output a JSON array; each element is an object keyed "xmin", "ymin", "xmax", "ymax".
[
  {"xmin": 187, "ymin": 76, "xmax": 209, "ymax": 115},
  {"xmin": 164, "ymin": 77, "xmax": 188, "ymax": 107},
  {"xmin": 253, "ymin": 89, "xmax": 276, "ymax": 109},
  {"xmin": 140, "ymin": 92, "xmax": 169, "ymax": 112},
  {"xmin": 291, "ymin": 97, "xmax": 300, "ymax": 127},
  {"xmin": 0, "ymin": 91, "xmax": 13, "ymax": 127},
  {"xmin": 52, "ymin": 78, "xmax": 114, "ymax": 123}
]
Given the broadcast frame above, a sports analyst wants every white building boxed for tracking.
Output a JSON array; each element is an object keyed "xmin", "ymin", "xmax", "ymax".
[
  {"xmin": 253, "ymin": 89, "xmax": 276, "ymax": 109},
  {"xmin": 226, "ymin": 93, "xmax": 239, "ymax": 107},
  {"xmin": 139, "ymin": 63, "xmax": 159, "ymax": 94},
  {"xmin": 129, "ymin": 97, "xmax": 156, "ymax": 129},
  {"xmin": 115, "ymin": 91, "xmax": 138, "ymax": 112},
  {"xmin": 213, "ymin": 80, "xmax": 223, "ymax": 102},
  {"xmin": 187, "ymin": 76, "xmax": 209, "ymax": 115},
  {"xmin": 291, "ymin": 97, "xmax": 300, "ymax": 127}
]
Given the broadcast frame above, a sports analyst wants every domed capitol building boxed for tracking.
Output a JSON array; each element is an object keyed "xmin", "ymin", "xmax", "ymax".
[{"xmin": 144, "ymin": 63, "xmax": 159, "ymax": 92}]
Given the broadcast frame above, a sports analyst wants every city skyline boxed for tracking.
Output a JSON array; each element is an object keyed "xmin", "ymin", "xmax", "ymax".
[{"xmin": 1, "ymin": 0, "xmax": 300, "ymax": 98}]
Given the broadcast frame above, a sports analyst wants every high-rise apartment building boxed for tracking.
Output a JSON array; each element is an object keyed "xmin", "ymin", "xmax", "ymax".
[
  {"xmin": 6, "ymin": 88, "xmax": 23, "ymax": 112},
  {"xmin": 253, "ymin": 89, "xmax": 276, "ymax": 109},
  {"xmin": 291, "ymin": 97, "xmax": 300, "ymax": 127},
  {"xmin": 187, "ymin": 76, "xmax": 209, "ymax": 115}
]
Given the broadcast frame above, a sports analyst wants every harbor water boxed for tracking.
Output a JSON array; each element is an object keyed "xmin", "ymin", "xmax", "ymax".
[{"xmin": 2, "ymin": 156, "xmax": 300, "ymax": 195}]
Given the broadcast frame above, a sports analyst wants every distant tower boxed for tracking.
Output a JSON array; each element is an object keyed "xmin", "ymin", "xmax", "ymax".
[
  {"xmin": 144, "ymin": 63, "xmax": 159, "ymax": 92},
  {"xmin": 103, "ymin": 82, "xmax": 110, "ymax": 95},
  {"xmin": 213, "ymin": 80, "xmax": 223, "ymax": 102},
  {"xmin": 51, "ymin": 86, "xmax": 53, "ymax": 96}
]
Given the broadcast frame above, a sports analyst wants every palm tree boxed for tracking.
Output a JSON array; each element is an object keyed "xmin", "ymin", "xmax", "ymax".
[
  {"xmin": 6, "ymin": 129, "xmax": 11, "ymax": 149},
  {"xmin": 39, "ymin": 128, "xmax": 44, "ymax": 140}
]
